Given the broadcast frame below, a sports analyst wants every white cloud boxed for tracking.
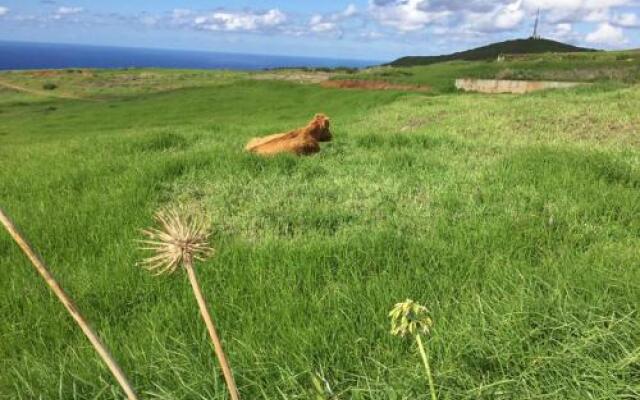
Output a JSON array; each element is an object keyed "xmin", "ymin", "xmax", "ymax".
[
  {"xmin": 172, "ymin": 9, "xmax": 192, "ymax": 20},
  {"xmin": 552, "ymin": 22, "xmax": 572, "ymax": 36},
  {"xmin": 360, "ymin": 30, "xmax": 385, "ymax": 39},
  {"xmin": 380, "ymin": 0, "xmax": 640, "ymax": 33},
  {"xmin": 308, "ymin": 4, "xmax": 359, "ymax": 36},
  {"xmin": 192, "ymin": 9, "xmax": 287, "ymax": 32},
  {"xmin": 0, "ymin": 6, "xmax": 8, "ymax": 16},
  {"xmin": 470, "ymin": 0, "xmax": 526, "ymax": 31},
  {"xmin": 369, "ymin": 0, "xmax": 450, "ymax": 32},
  {"xmin": 547, "ymin": 22, "xmax": 579, "ymax": 42},
  {"xmin": 56, "ymin": 6, "xmax": 82, "ymax": 15},
  {"xmin": 51, "ymin": 6, "xmax": 83, "ymax": 20},
  {"xmin": 613, "ymin": 12, "xmax": 639, "ymax": 27},
  {"xmin": 140, "ymin": 15, "xmax": 158, "ymax": 27},
  {"xmin": 523, "ymin": 0, "xmax": 632, "ymax": 10},
  {"xmin": 584, "ymin": 8, "xmax": 611, "ymax": 22},
  {"xmin": 520, "ymin": 0, "xmax": 636, "ymax": 25},
  {"xmin": 586, "ymin": 22, "xmax": 627, "ymax": 45},
  {"xmin": 14, "ymin": 1, "xmax": 638, "ymax": 55},
  {"xmin": 496, "ymin": 1, "xmax": 526, "ymax": 29},
  {"xmin": 310, "ymin": 15, "xmax": 338, "ymax": 33},
  {"xmin": 368, "ymin": 0, "xmax": 627, "ymax": 34},
  {"xmin": 342, "ymin": 4, "xmax": 359, "ymax": 18}
]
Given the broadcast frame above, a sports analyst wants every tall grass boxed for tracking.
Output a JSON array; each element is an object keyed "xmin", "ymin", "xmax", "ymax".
[
  {"xmin": 0, "ymin": 207, "xmax": 138, "ymax": 400},
  {"xmin": 1, "ymin": 72, "xmax": 639, "ymax": 399}
]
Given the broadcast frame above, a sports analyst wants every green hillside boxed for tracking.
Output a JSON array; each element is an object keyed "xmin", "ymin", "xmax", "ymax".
[
  {"xmin": 333, "ymin": 50, "xmax": 640, "ymax": 94},
  {"xmin": 1, "ymin": 69, "xmax": 639, "ymax": 399},
  {"xmin": 389, "ymin": 38, "xmax": 597, "ymax": 67}
]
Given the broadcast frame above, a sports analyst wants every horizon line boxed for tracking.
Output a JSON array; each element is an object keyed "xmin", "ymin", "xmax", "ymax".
[{"xmin": 0, "ymin": 39, "xmax": 387, "ymax": 64}]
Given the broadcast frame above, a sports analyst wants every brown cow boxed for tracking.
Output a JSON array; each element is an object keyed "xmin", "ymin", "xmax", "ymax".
[{"xmin": 245, "ymin": 114, "xmax": 332, "ymax": 156}]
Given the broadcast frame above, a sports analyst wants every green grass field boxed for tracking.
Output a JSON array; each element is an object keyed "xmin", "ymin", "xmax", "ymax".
[
  {"xmin": 335, "ymin": 51, "xmax": 640, "ymax": 94},
  {"xmin": 1, "ymin": 68, "xmax": 639, "ymax": 399},
  {"xmin": 387, "ymin": 38, "xmax": 596, "ymax": 67}
]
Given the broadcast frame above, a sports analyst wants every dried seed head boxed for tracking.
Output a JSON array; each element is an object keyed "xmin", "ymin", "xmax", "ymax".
[
  {"xmin": 389, "ymin": 299, "xmax": 433, "ymax": 338},
  {"xmin": 138, "ymin": 207, "xmax": 213, "ymax": 275}
]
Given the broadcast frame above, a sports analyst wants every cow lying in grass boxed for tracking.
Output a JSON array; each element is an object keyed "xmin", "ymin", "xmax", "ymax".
[{"xmin": 245, "ymin": 114, "xmax": 332, "ymax": 156}]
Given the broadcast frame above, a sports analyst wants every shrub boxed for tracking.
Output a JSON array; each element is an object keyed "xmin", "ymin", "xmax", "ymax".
[{"xmin": 42, "ymin": 82, "xmax": 58, "ymax": 91}]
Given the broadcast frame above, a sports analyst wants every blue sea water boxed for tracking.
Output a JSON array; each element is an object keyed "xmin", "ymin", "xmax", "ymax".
[{"xmin": 0, "ymin": 41, "xmax": 382, "ymax": 71}]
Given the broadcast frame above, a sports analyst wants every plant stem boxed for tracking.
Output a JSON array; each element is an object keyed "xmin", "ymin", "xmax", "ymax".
[
  {"xmin": 0, "ymin": 207, "xmax": 139, "ymax": 400},
  {"xmin": 415, "ymin": 333, "xmax": 437, "ymax": 400},
  {"xmin": 184, "ymin": 257, "xmax": 240, "ymax": 400}
]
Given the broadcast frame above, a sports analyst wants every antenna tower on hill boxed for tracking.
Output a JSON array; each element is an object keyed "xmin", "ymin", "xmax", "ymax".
[{"xmin": 532, "ymin": 9, "xmax": 541, "ymax": 39}]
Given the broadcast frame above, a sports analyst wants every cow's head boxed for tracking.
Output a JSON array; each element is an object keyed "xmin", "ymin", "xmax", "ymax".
[{"xmin": 308, "ymin": 114, "xmax": 332, "ymax": 142}]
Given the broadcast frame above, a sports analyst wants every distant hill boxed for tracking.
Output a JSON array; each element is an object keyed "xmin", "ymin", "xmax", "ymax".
[{"xmin": 389, "ymin": 38, "xmax": 597, "ymax": 67}]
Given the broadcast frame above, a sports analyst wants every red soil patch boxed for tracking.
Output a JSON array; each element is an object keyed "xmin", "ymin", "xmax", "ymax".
[{"xmin": 321, "ymin": 79, "xmax": 430, "ymax": 92}]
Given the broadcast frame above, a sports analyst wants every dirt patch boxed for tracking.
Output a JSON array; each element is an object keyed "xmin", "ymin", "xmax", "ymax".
[
  {"xmin": 455, "ymin": 78, "xmax": 585, "ymax": 94},
  {"xmin": 30, "ymin": 70, "xmax": 65, "ymax": 78},
  {"xmin": 321, "ymin": 80, "xmax": 430, "ymax": 92},
  {"xmin": 252, "ymin": 71, "xmax": 334, "ymax": 84},
  {"xmin": 29, "ymin": 69, "xmax": 95, "ymax": 78}
]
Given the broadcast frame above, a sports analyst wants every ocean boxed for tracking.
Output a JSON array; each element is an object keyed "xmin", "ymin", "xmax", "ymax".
[{"xmin": 0, "ymin": 41, "xmax": 381, "ymax": 71}]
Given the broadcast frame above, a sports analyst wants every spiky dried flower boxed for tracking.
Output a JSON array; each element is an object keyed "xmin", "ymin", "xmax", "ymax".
[
  {"xmin": 138, "ymin": 207, "xmax": 213, "ymax": 275},
  {"xmin": 389, "ymin": 299, "xmax": 433, "ymax": 338}
]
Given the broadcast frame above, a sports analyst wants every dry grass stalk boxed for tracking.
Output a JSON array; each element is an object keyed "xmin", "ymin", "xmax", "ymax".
[
  {"xmin": 0, "ymin": 206, "xmax": 139, "ymax": 400},
  {"xmin": 139, "ymin": 207, "xmax": 240, "ymax": 400}
]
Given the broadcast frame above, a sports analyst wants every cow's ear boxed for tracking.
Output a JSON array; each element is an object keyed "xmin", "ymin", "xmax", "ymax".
[{"xmin": 317, "ymin": 114, "xmax": 329, "ymax": 126}]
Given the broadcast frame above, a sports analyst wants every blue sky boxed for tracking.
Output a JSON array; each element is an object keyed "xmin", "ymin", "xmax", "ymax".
[{"xmin": 0, "ymin": 1, "xmax": 638, "ymax": 61}]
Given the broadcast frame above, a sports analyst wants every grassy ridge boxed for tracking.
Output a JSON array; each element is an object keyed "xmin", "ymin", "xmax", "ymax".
[
  {"xmin": 335, "ymin": 51, "xmax": 640, "ymax": 94},
  {"xmin": 1, "ymin": 71, "xmax": 639, "ymax": 399},
  {"xmin": 388, "ymin": 38, "xmax": 596, "ymax": 67},
  {"xmin": 0, "ymin": 68, "xmax": 248, "ymax": 100}
]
